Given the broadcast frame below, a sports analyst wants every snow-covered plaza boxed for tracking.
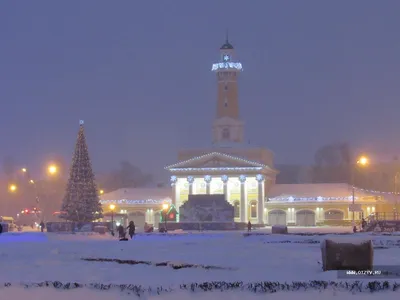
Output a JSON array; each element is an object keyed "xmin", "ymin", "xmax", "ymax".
[{"xmin": 1, "ymin": 227, "xmax": 400, "ymax": 299}]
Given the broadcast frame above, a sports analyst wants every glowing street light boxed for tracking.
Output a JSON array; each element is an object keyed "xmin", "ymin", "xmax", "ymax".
[
  {"xmin": 21, "ymin": 168, "xmax": 27, "ymax": 173},
  {"xmin": 48, "ymin": 164, "xmax": 57, "ymax": 175},
  {"xmin": 9, "ymin": 184, "xmax": 17, "ymax": 192},
  {"xmin": 357, "ymin": 156, "xmax": 369, "ymax": 166},
  {"xmin": 29, "ymin": 179, "xmax": 35, "ymax": 184},
  {"xmin": 99, "ymin": 189, "xmax": 104, "ymax": 195}
]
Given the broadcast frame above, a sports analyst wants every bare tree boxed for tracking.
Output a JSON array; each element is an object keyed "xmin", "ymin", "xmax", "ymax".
[
  {"xmin": 99, "ymin": 161, "xmax": 153, "ymax": 191},
  {"xmin": 312, "ymin": 142, "xmax": 352, "ymax": 183},
  {"xmin": 2, "ymin": 156, "xmax": 16, "ymax": 179}
]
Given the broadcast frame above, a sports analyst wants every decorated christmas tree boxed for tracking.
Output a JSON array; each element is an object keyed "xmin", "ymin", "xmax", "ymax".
[{"xmin": 60, "ymin": 120, "xmax": 103, "ymax": 222}]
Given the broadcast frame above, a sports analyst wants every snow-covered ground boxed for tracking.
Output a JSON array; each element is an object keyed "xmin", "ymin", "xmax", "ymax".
[{"xmin": 1, "ymin": 226, "xmax": 400, "ymax": 299}]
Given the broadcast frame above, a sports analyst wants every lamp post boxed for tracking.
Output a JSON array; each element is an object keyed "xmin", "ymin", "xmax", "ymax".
[
  {"xmin": 395, "ymin": 173, "xmax": 399, "ymax": 220},
  {"xmin": 109, "ymin": 204, "xmax": 115, "ymax": 236},
  {"xmin": 351, "ymin": 156, "xmax": 369, "ymax": 228},
  {"xmin": 162, "ymin": 203, "xmax": 169, "ymax": 232}
]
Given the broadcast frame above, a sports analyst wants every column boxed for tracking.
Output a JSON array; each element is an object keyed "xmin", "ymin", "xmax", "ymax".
[
  {"xmin": 187, "ymin": 176, "xmax": 194, "ymax": 195},
  {"xmin": 204, "ymin": 175, "xmax": 211, "ymax": 194},
  {"xmin": 239, "ymin": 175, "xmax": 247, "ymax": 223},
  {"xmin": 221, "ymin": 175, "xmax": 229, "ymax": 200},
  {"xmin": 256, "ymin": 174, "xmax": 265, "ymax": 225},
  {"xmin": 170, "ymin": 176, "xmax": 178, "ymax": 206}
]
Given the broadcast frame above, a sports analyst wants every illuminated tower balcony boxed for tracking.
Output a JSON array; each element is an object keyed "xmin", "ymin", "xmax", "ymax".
[{"xmin": 211, "ymin": 61, "xmax": 243, "ymax": 72}]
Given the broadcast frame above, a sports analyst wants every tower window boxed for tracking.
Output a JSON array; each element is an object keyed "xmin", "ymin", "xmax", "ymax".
[
  {"xmin": 222, "ymin": 128, "xmax": 230, "ymax": 140},
  {"xmin": 224, "ymin": 85, "xmax": 228, "ymax": 91}
]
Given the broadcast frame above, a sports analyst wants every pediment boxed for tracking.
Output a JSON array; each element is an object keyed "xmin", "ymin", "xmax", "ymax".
[{"xmin": 165, "ymin": 152, "xmax": 266, "ymax": 170}]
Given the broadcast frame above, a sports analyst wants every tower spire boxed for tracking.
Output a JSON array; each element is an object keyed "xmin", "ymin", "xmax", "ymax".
[{"xmin": 225, "ymin": 29, "xmax": 229, "ymax": 43}]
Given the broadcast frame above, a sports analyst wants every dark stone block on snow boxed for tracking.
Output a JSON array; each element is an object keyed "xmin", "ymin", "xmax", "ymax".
[
  {"xmin": 271, "ymin": 225, "xmax": 288, "ymax": 234},
  {"xmin": 321, "ymin": 238, "xmax": 373, "ymax": 271}
]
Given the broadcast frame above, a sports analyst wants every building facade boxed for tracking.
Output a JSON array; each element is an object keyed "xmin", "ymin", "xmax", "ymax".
[
  {"xmin": 100, "ymin": 37, "xmax": 393, "ymax": 228},
  {"xmin": 266, "ymin": 183, "xmax": 385, "ymax": 226},
  {"xmin": 165, "ymin": 152, "xmax": 277, "ymax": 224}
]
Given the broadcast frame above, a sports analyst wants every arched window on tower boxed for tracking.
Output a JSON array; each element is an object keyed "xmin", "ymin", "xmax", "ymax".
[{"xmin": 222, "ymin": 128, "xmax": 230, "ymax": 140}]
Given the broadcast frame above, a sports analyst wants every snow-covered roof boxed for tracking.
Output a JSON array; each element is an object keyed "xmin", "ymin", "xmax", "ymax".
[
  {"xmin": 269, "ymin": 183, "xmax": 374, "ymax": 198},
  {"xmin": 100, "ymin": 187, "xmax": 172, "ymax": 203}
]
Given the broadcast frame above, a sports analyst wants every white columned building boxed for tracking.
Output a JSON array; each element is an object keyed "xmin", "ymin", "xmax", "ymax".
[{"xmin": 165, "ymin": 152, "xmax": 277, "ymax": 224}]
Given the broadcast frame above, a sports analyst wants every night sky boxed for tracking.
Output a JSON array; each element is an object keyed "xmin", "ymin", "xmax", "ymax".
[{"xmin": 1, "ymin": 1, "xmax": 400, "ymax": 181}]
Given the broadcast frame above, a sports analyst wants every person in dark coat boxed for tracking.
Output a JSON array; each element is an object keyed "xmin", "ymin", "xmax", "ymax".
[
  {"xmin": 117, "ymin": 224, "xmax": 125, "ymax": 239},
  {"xmin": 247, "ymin": 221, "xmax": 252, "ymax": 232},
  {"xmin": 361, "ymin": 218, "xmax": 367, "ymax": 230},
  {"xmin": 39, "ymin": 221, "xmax": 45, "ymax": 232},
  {"xmin": 0, "ymin": 223, "xmax": 3, "ymax": 234},
  {"xmin": 127, "ymin": 221, "xmax": 135, "ymax": 239}
]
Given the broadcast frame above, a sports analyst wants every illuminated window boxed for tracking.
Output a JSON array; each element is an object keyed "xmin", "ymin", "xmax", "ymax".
[
  {"xmin": 250, "ymin": 201, "xmax": 257, "ymax": 218},
  {"xmin": 324, "ymin": 210, "xmax": 344, "ymax": 220},
  {"xmin": 233, "ymin": 201, "xmax": 240, "ymax": 218}
]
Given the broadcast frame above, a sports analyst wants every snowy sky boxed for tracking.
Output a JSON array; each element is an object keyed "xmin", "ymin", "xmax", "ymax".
[{"xmin": 1, "ymin": 1, "xmax": 400, "ymax": 181}]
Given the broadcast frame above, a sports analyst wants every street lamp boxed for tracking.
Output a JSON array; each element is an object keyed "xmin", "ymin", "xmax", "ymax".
[
  {"xmin": 394, "ymin": 173, "xmax": 400, "ymax": 220},
  {"xmin": 99, "ymin": 189, "xmax": 104, "ymax": 195},
  {"xmin": 351, "ymin": 155, "xmax": 369, "ymax": 228},
  {"xmin": 357, "ymin": 156, "xmax": 368, "ymax": 166},
  {"xmin": 162, "ymin": 203, "xmax": 169, "ymax": 232},
  {"xmin": 48, "ymin": 164, "xmax": 57, "ymax": 175},
  {"xmin": 9, "ymin": 184, "xmax": 17, "ymax": 192},
  {"xmin": 109, "ymin": 204, "xmax": 116, "ymax": 236}
]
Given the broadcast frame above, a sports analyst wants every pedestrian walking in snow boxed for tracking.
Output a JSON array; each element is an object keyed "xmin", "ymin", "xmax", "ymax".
[
  {"xmin": 361, "ymin": 218, "xmax": 367, "ymax": 231},
  {"xmin": 127, "ymin": 221, "xmax": 135, "ymax": 239},
  {"xmin": 247, "ymin": 221, "xmax": 252, "ymax": 233},
  {"xmin": 40, "ymin": 221, "xmax": 45, "ymax": 232},
  {"xmin": 117, "ymin": 224, "xmax": 125, "ymax": 239}
]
